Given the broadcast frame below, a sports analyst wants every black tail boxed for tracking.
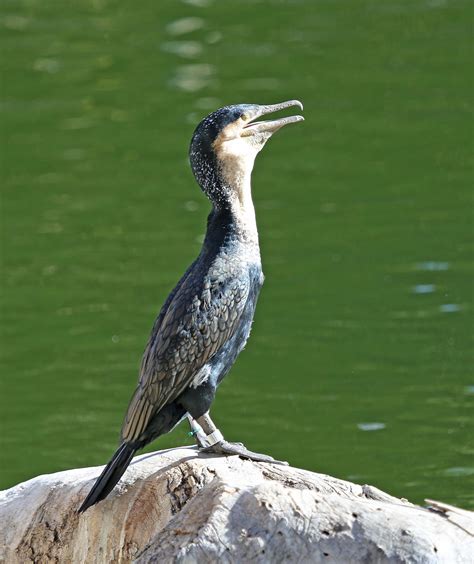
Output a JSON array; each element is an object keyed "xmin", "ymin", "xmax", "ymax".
[{"xmin": 78, "ymin": 443, "xmax": 137, "ymax": 513}]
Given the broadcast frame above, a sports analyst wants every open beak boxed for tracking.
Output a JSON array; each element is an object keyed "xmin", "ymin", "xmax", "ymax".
[{"xmin": 241, "ymin": 100, "xmax": 304, "ymax": 137}]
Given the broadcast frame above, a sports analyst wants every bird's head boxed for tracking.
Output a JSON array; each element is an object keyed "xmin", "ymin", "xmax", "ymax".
[{"xmin": 189, "ymin": 100, "xmax": 304, "ymax": 208}]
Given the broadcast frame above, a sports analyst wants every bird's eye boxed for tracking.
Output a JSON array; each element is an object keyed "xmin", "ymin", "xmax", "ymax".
[{"xmin": 241, "ymin": 113, "xmax": 249, "ymax": 122}]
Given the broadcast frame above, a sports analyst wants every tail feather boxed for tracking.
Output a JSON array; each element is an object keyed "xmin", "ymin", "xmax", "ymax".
[{"xmin": 78, "ymin": 443, "xmax": 136, "ymax": 513}]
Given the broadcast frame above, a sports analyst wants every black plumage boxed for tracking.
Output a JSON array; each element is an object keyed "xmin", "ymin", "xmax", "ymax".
[{"xmin": 79, "ymin": 100, "xmax": 303, "ymax": 513}]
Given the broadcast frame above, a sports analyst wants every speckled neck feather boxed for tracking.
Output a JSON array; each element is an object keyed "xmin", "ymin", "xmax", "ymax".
[{"xmin": 190, "ymin": 147, "xmax": 259, "ymax": 248}]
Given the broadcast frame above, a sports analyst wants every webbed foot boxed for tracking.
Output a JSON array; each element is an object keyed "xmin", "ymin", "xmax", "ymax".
[{"xmin": 201, "ymin": 440, "xmax": 288, "ymax": 465}]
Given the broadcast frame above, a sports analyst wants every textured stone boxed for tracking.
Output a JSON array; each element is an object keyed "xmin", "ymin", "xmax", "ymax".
[{"xmin": 0, "ymin": 447, "xmax": 472, "ymax": 563}]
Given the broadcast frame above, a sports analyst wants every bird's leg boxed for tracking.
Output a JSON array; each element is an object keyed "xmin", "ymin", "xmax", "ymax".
[
  {"xmin": 195, "ymin": 412, "xmax": 287, "ymax": 465},
  {"xmin": 186, "ymin": 414, "xmax": 207, "ymax": 448}
]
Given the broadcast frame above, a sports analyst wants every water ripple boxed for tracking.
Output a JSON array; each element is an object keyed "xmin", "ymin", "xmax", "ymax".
[
  {"xmin": 357, "ymin": 422, "xmax": 386, "ymax": 431},
  {"xmin": 162, "ymin": 41, "xmax": 203, "ymax": 59},
  {"xmin": 166, "ymin": 17, "xmax": 205, "ymax": 36},
  {"xmin": 439, "ymin": 304, "xmax": 461, "ymax": 313},
  {"xmin": 169, "ymin": 64, "xmax": 216, "ymax": 92},
  {"xmin": 416, "ymin": 261, "xmax": 450, "ymax": 271},
  {"xmin": 412, "ymin": 284, "xmax": 436, "ymax": 294}
]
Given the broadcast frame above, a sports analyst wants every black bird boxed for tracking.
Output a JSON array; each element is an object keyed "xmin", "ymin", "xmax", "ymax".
[{"xmin": 78, "ymin": 100, "xmax": 304, "ymax": 513}]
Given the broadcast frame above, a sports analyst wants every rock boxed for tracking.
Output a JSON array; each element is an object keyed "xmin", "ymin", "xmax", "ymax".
[{"xmin": 0, "ymin": 447, "xmax": 472, "ymax": 563}]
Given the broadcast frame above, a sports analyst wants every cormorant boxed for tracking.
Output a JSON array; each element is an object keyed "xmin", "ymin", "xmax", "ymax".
[{"xmin": 78, "ymin": 100, "xmax": 304, "ymax": 513}]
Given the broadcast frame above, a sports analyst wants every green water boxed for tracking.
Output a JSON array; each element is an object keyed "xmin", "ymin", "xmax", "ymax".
[{"xmin": 1, "ymin": 0, "xmax": 473, "ymax": 509}]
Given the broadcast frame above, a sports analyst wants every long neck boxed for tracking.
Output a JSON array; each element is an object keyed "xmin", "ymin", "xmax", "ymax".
[
  {"xmin": 202, "ymin": 202, "xmax": 259, "ymax": 255},
  {"xmin": 202, "ymin": 162, "xmax": 259, "ymax": 244},
  {"xmin": 192, "ymin": 148, "xmax": 260, "ymax": 251},
  {"xmin": 215, "ymin": 151, "xmax": 259, "ymax": 243},
  {"xmin": 201, "ymin": 178, "xmax": 260, "ymax": 262},
  {"xmin": 224, "ymin": 166, "xmax": 259, "ymax": 245}
]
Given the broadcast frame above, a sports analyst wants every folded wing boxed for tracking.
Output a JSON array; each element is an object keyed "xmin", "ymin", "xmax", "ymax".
[{"xmin": 121, "ymin": 272, "xmax": 250, "ymax": 443}]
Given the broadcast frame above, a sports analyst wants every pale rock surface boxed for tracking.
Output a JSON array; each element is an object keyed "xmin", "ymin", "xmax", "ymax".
[{"xmin": 0, "ymin": 447, "xmax": 473, "ymax": 563}]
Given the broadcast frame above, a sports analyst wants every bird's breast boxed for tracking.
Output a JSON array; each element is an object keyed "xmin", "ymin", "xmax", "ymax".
[{"xmin": 207, "ymin": 239, "xmax": 261, "ymax": 279}]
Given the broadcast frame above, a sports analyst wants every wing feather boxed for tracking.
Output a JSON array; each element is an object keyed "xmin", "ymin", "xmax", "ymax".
[{"xmin": 121, "ymin": 270, "xmax": 249, "ymax": 443}]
